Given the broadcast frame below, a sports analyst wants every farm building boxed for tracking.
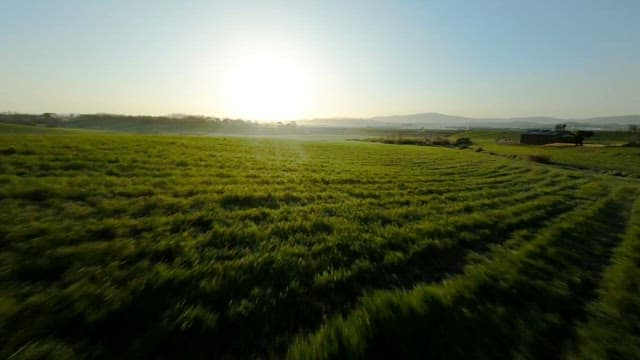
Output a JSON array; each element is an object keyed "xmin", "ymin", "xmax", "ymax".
[{"xmin": 520, "ymin": 130, "xmax": 574, "ymax": 145}]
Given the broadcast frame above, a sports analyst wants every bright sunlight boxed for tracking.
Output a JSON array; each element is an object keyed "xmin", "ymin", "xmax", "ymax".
[{"xmin": 223, "ymin": 49, "xmax": 312, "ymax": 121}]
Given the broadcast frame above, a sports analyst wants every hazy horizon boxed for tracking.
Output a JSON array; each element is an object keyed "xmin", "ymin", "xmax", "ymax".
[
  {"xmin": 3, "ymin": 110, "xmax": 639, "ymax": 123},
  {"xmin": 2, "ymin": 0, "xmax": 640, "ymax": 120}
]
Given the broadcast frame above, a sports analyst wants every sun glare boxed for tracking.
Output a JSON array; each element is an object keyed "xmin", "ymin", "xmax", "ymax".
[{"xmin": 223, "ymin": 50, "xmax": 312, "ymax": 121}]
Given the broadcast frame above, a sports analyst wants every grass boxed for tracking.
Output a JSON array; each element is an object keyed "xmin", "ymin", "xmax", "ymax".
[
  {"xmin": 1, "ymin": 126, "xmax": 639, "ymax": 358},
  {"xmin": 0, "ymin": 122, "xmax": 84, "ymax": 134},
  {"xmin": 288, "ymin": 185, "xmax": 636, "ymax": 359},
  {"xmin": 570, "ymin": 195, "xmax": 640, "ymax": 359},
  {"xmin": 452, "ymin": 130, "xmax": 640, "ymax": 177}
]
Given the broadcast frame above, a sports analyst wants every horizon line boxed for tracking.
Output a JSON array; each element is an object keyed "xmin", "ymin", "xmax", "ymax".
[{"xmin": 2, "ymin": 110, "xmax": 640, "ymax": 123}]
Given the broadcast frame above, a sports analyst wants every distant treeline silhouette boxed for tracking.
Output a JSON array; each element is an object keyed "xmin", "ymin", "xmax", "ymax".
[
  {"xmin": 0, "ymin": 113, "xmax": 265, "ymax": 133},
  {"xmin": 0, "ymin": 112, "xmax": 456, "ymax": 137}
]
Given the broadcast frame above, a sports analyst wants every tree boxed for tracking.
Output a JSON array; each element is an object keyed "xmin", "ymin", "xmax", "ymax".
[
  {"xmin": 554, "ymin": 123, "xmax": 567, "ymax": 131},
  {"xmin": 630, "ymin": 124, "xmax": 638, "ymax": 133}
]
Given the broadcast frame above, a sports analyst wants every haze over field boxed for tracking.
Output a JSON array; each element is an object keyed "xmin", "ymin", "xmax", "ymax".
[
  {"xmin": 2, "ymin": 0, "xmax": 640, "ymax": 122},
  {"xmin": 299, "ymin": 113, "xmax": 640, "ymax": 129}
]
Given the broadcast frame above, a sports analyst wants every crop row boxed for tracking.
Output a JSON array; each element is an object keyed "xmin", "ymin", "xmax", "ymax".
[
  {"xmin": 288, "ymin": 184, "xmax": 637, "ymax": 359},
  {"xmin": 571, "ymin": 195, "xmax": 640, "ymax": 359},
  {"xmin": 0, "ymin": 134, "xmax": 634, "ymax": 358}
]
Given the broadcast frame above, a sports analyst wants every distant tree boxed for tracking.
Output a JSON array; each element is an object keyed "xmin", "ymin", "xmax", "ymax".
[
  {"xmin": 630, "ymin": 124, "xmax": 638, "ymax": 133},
  {"xmin": 554, "ymin": 123, "xmax": 567, "ymax": 131},
  {"xmin": 574, "ymin": 130, "xmax": 594, "ymax": 146}
]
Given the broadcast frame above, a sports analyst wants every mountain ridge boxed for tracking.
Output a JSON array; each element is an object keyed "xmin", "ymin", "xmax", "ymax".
[{"xmin": 298, "ymin": 113, "xmax": 640, "ymax": 129}]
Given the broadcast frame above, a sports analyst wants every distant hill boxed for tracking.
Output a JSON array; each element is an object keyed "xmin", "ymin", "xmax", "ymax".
[
  {"xmin": 2, "ymin": 112, "xmax": 639, "ymax": 133},
  {"xmin": 299, "ymin": 113, "xmax": 640, "ymax": 130}
]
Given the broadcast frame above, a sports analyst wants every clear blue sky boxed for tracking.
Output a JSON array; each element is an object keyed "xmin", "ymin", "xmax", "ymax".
[{"xmin": 1, "ymin": 0, "xmax": 639, "ymax": 120}]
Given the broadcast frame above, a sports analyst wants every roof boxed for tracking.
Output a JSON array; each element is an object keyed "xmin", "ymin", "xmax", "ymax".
[{"xmin": 522, "ymin": 130, "xmax": 570, "ymax": 136}]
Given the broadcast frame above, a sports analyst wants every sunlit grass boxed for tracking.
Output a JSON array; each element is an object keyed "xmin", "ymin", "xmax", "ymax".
[{"xmin": 0, "ymin": 130, "xmax": 638, "ymax": 358}]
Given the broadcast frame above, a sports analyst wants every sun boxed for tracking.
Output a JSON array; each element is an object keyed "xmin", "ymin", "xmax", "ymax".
[{"xmin": 222, "ymin": 50, "xmax": 312, "ymax": 121}]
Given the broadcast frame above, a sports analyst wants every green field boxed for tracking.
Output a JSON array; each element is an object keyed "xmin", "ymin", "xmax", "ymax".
[
  {"xmin": 452, "ymin": 130, "xmax": 640, "ymax": 177},
  {"xmin": 1, "ymin": 125, "xmax": 639, "ymax": 359}
]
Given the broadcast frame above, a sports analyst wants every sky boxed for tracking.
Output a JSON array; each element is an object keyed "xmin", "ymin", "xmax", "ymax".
[{"xmin": 1, "ymin": 0, "xmax": 639, "ymax": 121}]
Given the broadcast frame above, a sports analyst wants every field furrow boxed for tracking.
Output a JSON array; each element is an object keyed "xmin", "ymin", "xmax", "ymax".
[
  {"xmin": 288, "ymin": 185, "xmax": 636, "ymax": 359},
  {"xmin": 570, "ymin": 194, "xmax": 640, "ymax": 359},
  {"xmin": 1, "ymin": 133, "xmax": 638, "ymax": 359}
]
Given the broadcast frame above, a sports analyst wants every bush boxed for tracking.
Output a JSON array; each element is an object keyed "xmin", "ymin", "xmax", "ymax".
[{"xmin": 455, "ymin": 137, "xmax": 472, "ymax": 146}]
